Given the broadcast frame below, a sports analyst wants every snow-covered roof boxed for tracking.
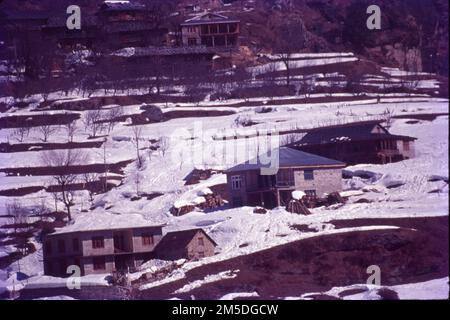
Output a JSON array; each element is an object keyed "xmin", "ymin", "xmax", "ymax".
[
  {"xmin": 296, "ymin": 121, "xmax": 417, "ymax": 146},
  {"xmin": 226, "ymin": 147, "xmax": 345, "ymax": 173},
  {"xmin": 50, "ymin": 212, "xmax": 164, "ymax": 236}
]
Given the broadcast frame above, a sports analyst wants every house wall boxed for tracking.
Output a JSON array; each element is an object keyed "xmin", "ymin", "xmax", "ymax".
[
  {"xmin": 181, "ymin": 22, "xmax": 239, "ymax": 47},
  {"xmin": 294, "ymin": 168, "xmax": 343, "ymax": 197},
  {"xmin": 397, "ymin": 140, "xmax": 415, "ymax": 159},
  {"xmin": 82, "ymin": 255, "xmax": 116, "ymax": 275},
  {"xmin": 181, "ymin": 26, "xmax": 201, "ymax": 45},
  {"xmin": 81, "ymin": 230, "xmax": 115, "ymax": 257},
  {"xmin": 227, "ymin": 166, "xmax": 343, "ymax": 207},
  {"xmin": 132, "ymin": 227, "xmax": 163, "ymax": 253},
  {"xmin": 155, "ymin": 247, "xmax": 187, "ymax": 261},
  {"xmin": 186, "ymin": 231, "xmax": 216, "ymax": 260},
  {"xmin": 226, "ymin": 172, "xmax": 249, "ymax": 206}
]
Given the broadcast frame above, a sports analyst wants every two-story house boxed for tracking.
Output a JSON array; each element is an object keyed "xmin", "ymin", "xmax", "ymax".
[
  {"xmin": 288, "ymin": 121, "xmax": 417, "ymax": 165},
  {"xmin": 42, "ymin": 213, "xmax": 164, "ymax": 277},
  {"xmin": 180, "ymin": 12, "xmax": 240, "ymax": 48},
  {"xmin": 226, "ymin": 147, "xmax": 346, "ymax": 209}
]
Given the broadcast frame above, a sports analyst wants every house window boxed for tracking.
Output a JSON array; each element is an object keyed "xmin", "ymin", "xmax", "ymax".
[
  {"xmin": 92, "ymin": 236, "xmax": 105, "ymax": 249},
  {"xmin": 304, "ymin": 169, "xmax": 314, "ymax": 180},
  {"xmin": 93, "ymin": 257, "xmax": 106, "ymax": 270},
  {"xmin": 142, "ymin": 234, "xmax": 154, "ymax": 246},
  {"xmin": 403, "ymin": 141, "xmax": 410, "ymax": 151},
  {"xmin": 187, "ymin": 38, "xmax": 197, "ymax": 45},
  {"xmin": 198, "ymin": 237, "xmax": 204, "ymax": 246},
  {"xmin": 72, "ymin": 238, "xmax": 79, "ymax": 252},
  {"xmin": 45, "ymin": 241, "xmax": 52, "ymax": 255},
  {"xmin": 198, "ymin": 251, "xmax": 205, "ymax": 258},
  {"xmin": 305, "ymin": 190, "xmax": 317, "ymax": 197},
  {"xmin": 58, "ymin": 240, "xmax": 66, "ymax": 253},
  {"xmin": 231, "ymin": 175, "xmax": 242, "ymax": 190}
]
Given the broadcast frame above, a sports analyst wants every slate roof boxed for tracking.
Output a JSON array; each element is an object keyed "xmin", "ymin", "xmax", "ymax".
[
  {"xmin": 295, "ymin": 121, "xmax": 417, "ymax": 146},
  {"xmin": 154, "ymin": 229, "xmax": 217, "ymax": 252},
  {"xmin": 226, "ymin": 147, "xmax": 345, "ymax": 173}
]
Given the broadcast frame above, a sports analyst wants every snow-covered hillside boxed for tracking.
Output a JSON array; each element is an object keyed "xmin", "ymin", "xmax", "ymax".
[{"xmin": 0, "ymin": 51, "xmax": 448, "ymax": 300}]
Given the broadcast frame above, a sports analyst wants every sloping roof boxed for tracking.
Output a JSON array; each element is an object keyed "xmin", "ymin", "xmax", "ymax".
[
  {"xmin": 295, "ymin": 121, "xmax": 417, "ymax": 146},
  {"xmin": 226, "ymin": 147, "xmax": 345, "ymax": 173},
  {"xmin": 181, "ymin": 12, "xmax": 239, "ymax": 26},
  {"xmin": 154, "ymin": 228, "xmax": 217, "ymax": 252},
  {"xmin": 49, "ymin": 212, "xmax": 164, "ymax": 236}
]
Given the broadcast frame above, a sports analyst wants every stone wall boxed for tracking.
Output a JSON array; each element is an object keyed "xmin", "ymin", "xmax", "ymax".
[{"xmin": 294, "ymin": 168, "xmax": 343, "ymax": 197}]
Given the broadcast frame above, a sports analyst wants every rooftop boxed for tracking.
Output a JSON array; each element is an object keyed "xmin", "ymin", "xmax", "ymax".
[
  {"xmin": 49, "ymin": 212, "xmax": 164, "ymax": 236},
  {"xmin": 154, "ymin": 228, "xmax": 217, "ymax": 252},
  {"xmin": 226, "ymin": 147, "xmax": 345, "ymax": 173},
  {"xmin": 181, "ymin": 12, "xmax": 239, "ymax": 26},
  {"xmin": 295, "ymin": 121, "xmax": 417, "ymax": 146}
]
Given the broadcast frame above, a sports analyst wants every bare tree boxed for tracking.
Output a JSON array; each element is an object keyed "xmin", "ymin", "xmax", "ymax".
[
  {"xmin": 106, "ymin": 106, "xmax": 124, "ymax": 133},
  {"xmin": 40, "ymin": 149, "xmax": 88, "ymax": 221},
  {"xmin": 280, "ymin": 133, "xmax": 304, "ymax": 146},
  {"xmin": 159, "ymin": 136, "xmax": 170, "ymax": 157},
  {"xmin": 274, "ymin": 20, "xmax": 306, "ymax": 88},
  {"xmin": 6, "ymin": 200, "xmax": 28, "ymax": 233},
  {"xmin": 64, "ymin": 121, "xmax": 79, "ymax": 143},
  {"xmin": 382, "ymin": 107, "xmax": 396, "ymax": 129},
  {"xmin": 134, "ymin": 171, "xmax": 142, "ymax": 196},
  {"xmin": 83, "ymin": 108, "xmax": 104, "ymax": 138},
  {"xmin": 82, "ymin": 172, "xmax": 99, "ymax": 203},
  {"xmin": 131, "ymin": 126, "xmax": 144, "ymax": 168},
  {"xmin": 12, "ymin": 127, "xmax": 30, "ymax": 142},
  {"xmin": 38, "ymin": 121, "xmax": 58, "ymax": 142}
]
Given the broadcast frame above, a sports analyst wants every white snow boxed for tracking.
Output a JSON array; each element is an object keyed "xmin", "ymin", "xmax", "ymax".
[
  {"xmin": 173, "ymin": 270, "xmax": 239, "ymax": 294},
  {"xmin": 292, "ymin": 190, "xmax": 306, "ymax": 200},
  {"xmin": 288, "ymin": 277, "xmax": 449, "ymax": 300},
  {"xmin": 51, "ymin": 212, "xmax": 164, "ymax": 235}
]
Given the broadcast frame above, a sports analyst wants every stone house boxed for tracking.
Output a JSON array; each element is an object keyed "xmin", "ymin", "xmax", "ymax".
[
  {"xmin": 154, "ymin": 229, "xmax": 217, "ymax": 261},
  {"xmin": 43, "ymin": 224, "xmax": 164, "ymax": 277},
  {"xmin": 42, "ymin": 212, "xmax": 218, "ymax": 277},
  {"xmin": 226, "ymin": 147, "xmax": 346, "ymax": 208}
]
